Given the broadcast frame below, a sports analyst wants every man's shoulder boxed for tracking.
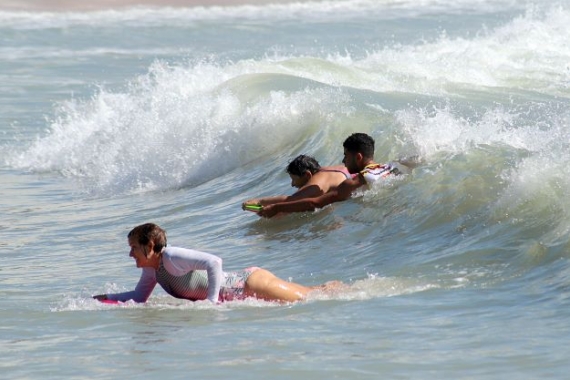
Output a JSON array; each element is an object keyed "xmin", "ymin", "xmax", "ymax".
[{"xmin": 340, "ymin": 174, "xmax": 365, "ymax": 187}]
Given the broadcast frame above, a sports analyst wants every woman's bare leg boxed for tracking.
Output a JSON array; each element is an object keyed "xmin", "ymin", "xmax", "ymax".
[{"xmin": 244, "ymin": 269, "xmax": 343, "ymax": 302}]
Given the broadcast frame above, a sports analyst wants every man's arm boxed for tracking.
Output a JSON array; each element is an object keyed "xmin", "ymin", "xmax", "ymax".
[
  {"xmin": 94, "ymin": 267, "xmax": 157, "ymax": 303},
  {"xmin": 259, "ymin": 176, "xmax": 366, "ymax": 218}
]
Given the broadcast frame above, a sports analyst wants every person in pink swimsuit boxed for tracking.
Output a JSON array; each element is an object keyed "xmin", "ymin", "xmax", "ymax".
[
  {"xmin": 242, "ymin": 154, "xmax": 350, "ymax": 211},
  {"xmin": 93, "ymin": 223, "xmax": 340, "ymax": 304}
]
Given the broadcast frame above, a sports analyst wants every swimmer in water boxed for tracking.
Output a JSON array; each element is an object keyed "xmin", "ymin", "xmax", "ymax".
[
  {"xmin": 257, "ymin": 133, "xmax": 416, "ymax": 218},
  {"xmin": 242, "ymin": 154, "xmax": 351, "ymax": 212},
  {"xmin": 93, "ymin": 223, "xmax": 343, "ymax": 304}
]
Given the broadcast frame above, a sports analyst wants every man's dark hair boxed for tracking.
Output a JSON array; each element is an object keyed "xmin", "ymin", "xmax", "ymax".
[
  {"xmin": 286, "ymin": 155, "xmax": 321, "ymax": 177},
  {"xmin": 343, "ymin": 133, "xmax": 375, "ymax": 158}
]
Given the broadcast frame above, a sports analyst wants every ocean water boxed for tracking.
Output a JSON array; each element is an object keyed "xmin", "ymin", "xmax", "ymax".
[{"xmin": 2, "ymin": 0, "xmax": 570, "ymax": 378}]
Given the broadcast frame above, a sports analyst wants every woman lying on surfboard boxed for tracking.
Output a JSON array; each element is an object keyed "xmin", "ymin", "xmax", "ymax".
[
  {"xmin": 242, "ymin": 154, "xmax": 351, "ymax": 211},
  {"xmin": 93, "ymin": 223, "xmax": 341, "ymax": 304}
]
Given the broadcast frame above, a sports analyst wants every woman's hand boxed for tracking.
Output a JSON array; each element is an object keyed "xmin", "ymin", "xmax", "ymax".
[
  {"xmin": 258, "ymin": 204, "xmax": 277, "ymax": 218},
  {"xmin": 242, "ymin": 199, "xmax": 260, "ymax": 210}
]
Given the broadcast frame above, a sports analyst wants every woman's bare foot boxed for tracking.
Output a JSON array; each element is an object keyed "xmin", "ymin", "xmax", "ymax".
[{"xmin": 310, "ymin": 280, "xmax": 347, "ymax": 292}]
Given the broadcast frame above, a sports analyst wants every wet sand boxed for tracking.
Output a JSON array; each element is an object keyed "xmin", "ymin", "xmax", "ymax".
[{"xmin": 0, "ymin": 0, "xmax": 297, "ymax": 12}]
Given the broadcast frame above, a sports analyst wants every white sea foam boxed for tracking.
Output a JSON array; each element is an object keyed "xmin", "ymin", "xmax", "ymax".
[
  {"xmin": 6, "ymin": 59, "xmax": 351, "ymax": 194},
  {"xmin": 7, "ymin": 4, "xmax": 570, "ymax": 196}
]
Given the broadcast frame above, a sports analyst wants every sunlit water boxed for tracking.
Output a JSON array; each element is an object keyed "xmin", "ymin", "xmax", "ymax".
[{"xmin": 2, "ymin": 0, "xmax": 570, "ymax": 378}]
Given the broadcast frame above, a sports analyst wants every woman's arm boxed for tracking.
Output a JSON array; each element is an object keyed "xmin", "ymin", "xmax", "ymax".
[
  {"xmin": 259, "ymin": 176, "xmax": 366, "ymax": 218},
  {"xmin": 94, "ymin": 267, "xmax": 157, "ymax": 303},
  {"xmin": 243, "ymin": 178, "xmax": 328, "ymax": 210},
  {"xmin": 243, "ymin": 195, "xmax": 288, "ymax": 208}
]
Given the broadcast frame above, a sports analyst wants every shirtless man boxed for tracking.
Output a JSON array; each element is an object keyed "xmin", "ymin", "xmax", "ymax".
[
  {"xmin": 257, "ymin": 133, "xmax": 412, "ymax": 218},
  {"xmin": 242, "ymin": 154, "xmax": 351, "ymax": 210}
]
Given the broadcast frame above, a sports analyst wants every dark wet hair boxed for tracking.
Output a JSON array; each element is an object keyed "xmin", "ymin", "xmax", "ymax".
[
  {"xmin": 286, "ymin": 155, "xmax": 321, "ymax": 177},
  {"xmin": 128, "ymin": 223, "xmax": 167, "ymax": 253},
  {"xmin": 343, "ymin": 133, "xmax": 375, "ymax": 159}
]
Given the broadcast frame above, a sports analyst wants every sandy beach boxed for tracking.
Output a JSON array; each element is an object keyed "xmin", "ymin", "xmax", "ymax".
[{"xmin": 0, "ymin": 0, "xmax": 298, "ymax": 11}]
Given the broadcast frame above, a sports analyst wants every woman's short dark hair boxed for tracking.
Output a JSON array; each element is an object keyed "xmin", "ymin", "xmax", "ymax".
[{"xmin": 286, "ymin": 155, "xmax": 321, "ymax": 176}]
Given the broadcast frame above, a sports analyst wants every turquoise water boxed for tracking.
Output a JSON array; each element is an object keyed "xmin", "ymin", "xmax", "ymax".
[{"xmin": 2, "ymin": 0, "xmax": 570, "ymax": 378}]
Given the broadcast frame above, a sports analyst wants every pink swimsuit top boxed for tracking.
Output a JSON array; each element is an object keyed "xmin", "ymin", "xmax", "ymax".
[{"xmin": 318, "ymin": 167, "xmax": 353, "ymax": 179}]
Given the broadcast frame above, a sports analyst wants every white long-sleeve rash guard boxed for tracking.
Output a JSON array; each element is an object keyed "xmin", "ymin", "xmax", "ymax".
[{"xmin": 106, "ymin": 246, "xmax": 224, "ymax": 303}]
